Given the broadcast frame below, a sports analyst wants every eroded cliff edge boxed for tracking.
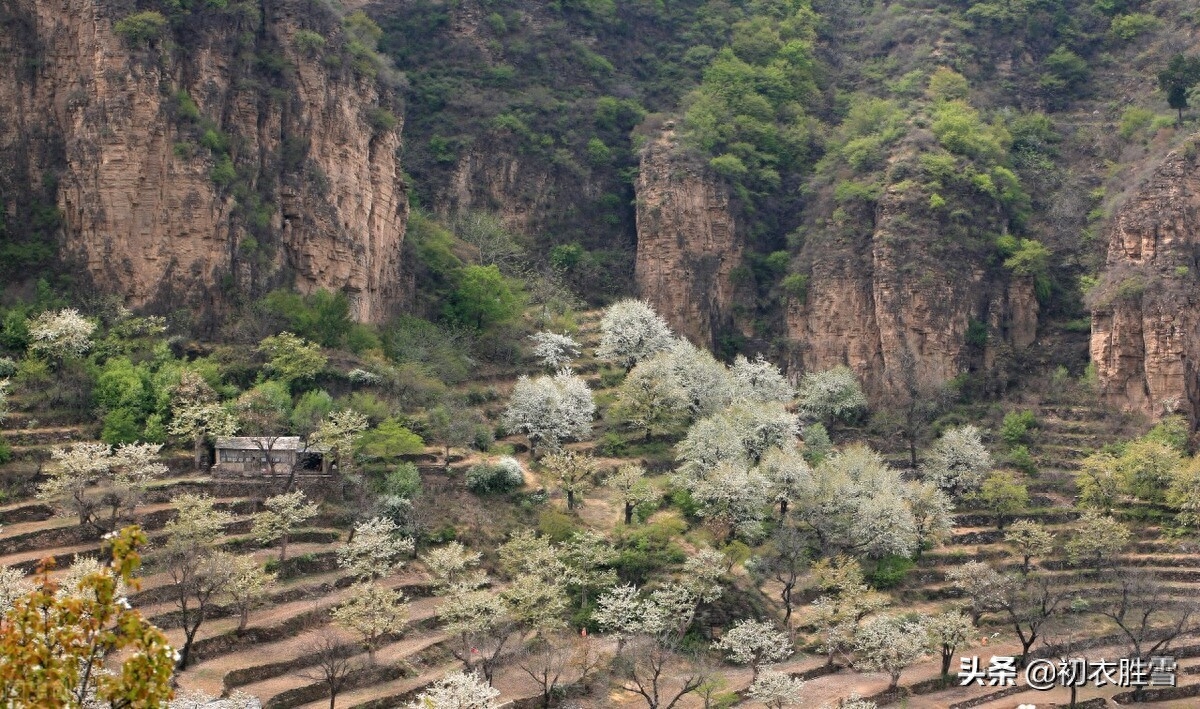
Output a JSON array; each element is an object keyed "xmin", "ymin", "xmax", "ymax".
[
  {"xmin": 0, "ymin": 0, "xmax": 408, "ymax": 325},
  {"xmin": 786, "ymin": 179, "xmax": 1039, "ymax": 402},
  {"xmin": 635, "ymin": 127, "xmax": 744, "ymax": 348},
  {"xmin": 1090, "ymin": 136, "xmax": 1200, "ymax": 422}
]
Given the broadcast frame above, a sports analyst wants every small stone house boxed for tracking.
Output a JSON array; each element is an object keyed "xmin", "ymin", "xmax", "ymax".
[{"xmin": 214, "ymin": 436, "xmax": 304, "ymax": 473}]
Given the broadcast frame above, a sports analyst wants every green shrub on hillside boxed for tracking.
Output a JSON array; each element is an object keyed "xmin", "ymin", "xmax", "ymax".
[{"xmin": 114, "ymin": 11, "xmax": 166, "ymax": 45}]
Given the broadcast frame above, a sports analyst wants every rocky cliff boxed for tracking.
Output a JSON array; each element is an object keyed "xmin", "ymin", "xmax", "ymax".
[
  {"xmin": 785, "ymin": 171, "xmax": 1039, "ymax": 402},
  {"xmin": 634, "ymin": 127, "xmax": 744, "ymax": 348},
  {"xmin": 1089, "ymin": 137, "xmax": 1200, "ymax": 423},
  {"xmin": 0, "ymin": 0, "xmax": 407, "ymax": 325}
]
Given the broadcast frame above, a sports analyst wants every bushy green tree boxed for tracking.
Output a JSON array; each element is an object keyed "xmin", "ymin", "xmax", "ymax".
[{"xmin": 447, "ymin": 265, "xmax": 523, "ymax": 329}]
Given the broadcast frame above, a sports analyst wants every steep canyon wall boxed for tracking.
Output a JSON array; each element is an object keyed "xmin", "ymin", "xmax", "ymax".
[
  {"xmin": 1090, "ymin": 137, "xmax": 1200, "ymax": 423},
  {"xmin": 0, "ymin": 0, "xmax": 408, "ymax": 324}
]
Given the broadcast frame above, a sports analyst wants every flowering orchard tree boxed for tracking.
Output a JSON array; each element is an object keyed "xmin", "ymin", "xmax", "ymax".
[
  {"xmin": 38, "ymin": 442, "xmax": 167, "ymax": 534},
  {"xmin": 223, "ymin": 554, "xmax": 276, "ymax": 634},
  {"xmin": 676, "ymin": 402, "xmax": 799, "ymax": 477},
  {"xmin": 528, "ymin": 331, "xmax": 581, "ymax": 370},
  {"xmin": 664, "ymin": 338, "xmax": 734, "ymax": 418},
  {"xmin": 502, "ymin": 370, "xmax": 594, "ymax": 454},
  {"xmin": 0, "ymin": 567, "xmax": 31, "ymax": 615},
  {"xmin": 541, "ymin": 449, "xmax": 598, "ymax": 510},
  {"xmin": 252, "ymin": 489, "xmax": 320, "ymax": 561},
  {"xmin": 729, "ymin": 354, "xmax": 794, "ymax": 404},
  {"xmin": 311, "ymin": 409, "xmax": 370, "ymax": 474},
  {"xmin": 421, "ymin": 541, "xmax": 485, "ymax": 592},
  {"xmin": 338, "ymin": 516, "xmax": 415, "ymax": 580},
  {"xmin": 332, "ymin": 582, "xmax": 409, "ymax": 664},
  {"xmin": 27, "ymin": 308, "xmax": 95, "ymax": 361},
  {"xmin": 605, "ymin": 463, "xmax": 659, "ymax": 525},
  {"xmin": 795, "ymin": 445, "xmax": 918, "ymax": 558},
  {"xmin": 924, "ymin": 610, "xmax": 975, "ymax": 676},
  {"xmin": 749, "ymin": 668, "xmax": 806, "ymax": 708},
  {"xmin": 713, "ymin": 619, "xmax": 793, "ymax": 680},
  {"xmin": 853, "ymin": 614, "xmax": 927, "ymax": 688},
  {"xmin": 613, "ymin": 352, "xmax": 689, "ymax": 440},
  {"xmin": 797, "ymin": 365, "xmax": 867, "ymax": 423},
  {"xmin": 405, "ymin": 671, "xmax": 500, "ymax": 709},
  {"xmin": 595, "ymin": 299, "xmax": 674, "ymax": 371},
  {"xmin": 922, "ymin": 425, "xmax": 992, "ymax": 500},
  {"xmin": 168, "ymin": 370, "xmax": 239, "ymax": 470}
]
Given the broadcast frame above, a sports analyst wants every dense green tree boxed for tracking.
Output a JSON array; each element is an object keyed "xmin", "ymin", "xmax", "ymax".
[
  {"xmin": 1158, "ymin": 54, "xmax": 1200, "ymax": 122},
  {"xmin": 447, "ymin": 265, "xmax": 523, "ymax": 329}
]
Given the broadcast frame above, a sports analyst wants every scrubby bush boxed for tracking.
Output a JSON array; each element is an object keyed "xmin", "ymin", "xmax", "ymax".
[
  {"xmin": 466, "ymin": 456, "xmax": 525, "ymax": 494},
  {"xmin": 1000, "ymin": 410, "xmax": 1037, "ymax": 446},
  {"xmin": 114, "ymin": 11, "xmax": 166, "ymax": 45}
]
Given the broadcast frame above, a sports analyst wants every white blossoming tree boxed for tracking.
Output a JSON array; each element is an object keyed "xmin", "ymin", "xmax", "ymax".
[
  {"xmin": 168, "ymin": 370, "xmax": 239, "ymax": 470},
  {"xmin": 595, "ymin": 299, "xmax": 674, "ymax": 372},
  {"xmin": 0, "ymin": 567, "xmax": 32, "ymax": 615},
  {"xmin": 405, "ymin": 670, "xmax": 500, "ymax": 709},
  {"xmin": 713, "ymin": 619, "xmax": 794, "ymax": 680},
  {"xmin": 852, "ymin": 614, "xmax": 927, "ymax": 688},
  {"xmin": 1004, "ymin": 519, "xmax": 1056, "ymax": 575},
  {"xmin": 796, "ymin": 445, "xmax": 918, "ymax": 558},
  {"xmin": 903, "ymin": 480, "xmax": 955, "ymax": 559},
  {"xmin": 605, "ymin": 463, "xmax": 660, "ymax": 525},
  {"xmin": 223, "ymin": 554, "xmax": 277, "ymax": 634},
  {"xmin": 502, "ymin": 370, "xmax": 594, "ymax": 455},
  {"xmin": 797, "ymin": 365, "xmax": 867, "ymax": 423},
  {"xmin": 922, "ymin": 425, "xmax": 992, "ymax": 500},
  {"xmin": 161, "ymin": 494, "xmax": 235, "ymax": 668},
  {"xmin": 541, "ymin": 448, "xmax": 597, "ymax": 510},
  {"xmin": 27, "ymin": 308, "xmax": 95, "ymax": 362},
  {"xmin": 1065, "ymin": 510, "xmax": 1130, "ymax": 571},
  {"xmin": 38, "ymin": 442, "xmax": 166, "ymax": 534},
  {"xmin": 311, "ymin": 409, "xmax": 370, "ymax": 475},
  {"xmin": 665, "ymin": 338, "xmax": 734, "ymax": 418},
  {"xmin": 332, "ymin": 581, "xmax": 409, "ymax": 664},
  {"xmin": 338, "ymin": 516, "xmax": 416, "ymax": 580},
  {"xmin": 421, "ymin": 541, "xmax": 486, "ymax": 592},
  {"xmin": 749, "ymin": 668, "xmax": 806, "ymax": 708},
  {"xmin": 676, "ymin": 402, "xmax": 799, "ymax": 478},
  {"xmin": 947, "ymin": 560, "xmax": 1012, "ymax": 626},
  {"xmin": 924, "ymin": 610, "xmax": 975, "ymax": 677},
  {"xmin": 809, "ymin": 556, "xmax": 890, "ymax": 666},
  {"xmin": 252, "ymin": 489, "xmax": 320, "ymax": 561},
  {"xmin": 528, "ymin": 331, "xmax": 581, "ymax": 370},
  {"xmin": 729, "ymin": 354, "xmax": 794, "ymax": 404},
  {"xmin": 687, "ymin": 459, "xmax": 773, "ymax": 541},
  {"xmin": 612, "ymin": 351, "xmax": 690, "ymax": 440},
  {"xmin": 759, "ymin": 445, "xmax": 814, "ymax": 518}
]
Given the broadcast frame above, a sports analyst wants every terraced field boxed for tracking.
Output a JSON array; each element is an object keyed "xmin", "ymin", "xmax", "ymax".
[{"xmin": 3, "ymin": 312, "xmax": 1199, "ymax": 708}]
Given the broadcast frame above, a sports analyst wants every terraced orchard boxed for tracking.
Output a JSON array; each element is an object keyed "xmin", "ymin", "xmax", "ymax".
[{"xmin": 4, "ymin": 301, "xmax": 1200, "ymax": 709}]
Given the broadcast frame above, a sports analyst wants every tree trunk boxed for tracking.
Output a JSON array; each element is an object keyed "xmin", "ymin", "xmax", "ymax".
[
  {"xmin": 194, "ymin": 436, "xmax": 206, "ymax": 470},
  {"xmin": 280, "ymin": 533, "xmax": 289, "ymax": 561},
  {"xmin": 329, "ymin": 691, "xmax": 337, "ymax": 709},
  {"xmin": 941, "ymin": 648, "xmax": 952, "ymax": 676},
  {"xmin": 624, "ymin": 501, "xmax": 634, "ymax": 525},
  {"xmin": 567, "ymin": 490, "xmax": 576, "ymax": 510},
  {"xmin": 779, "ymin": 499, "xmax": 788, "ymax": 517},
  {"xmin": 178, "ymin": 627, "xmax": 198, "ymax": 669},
  {"xmin": 238, "ymin": 606, "xmax": 249, "ymax": 634},
  {"xmin": 909, "ymin": 439, "xmax": 918, "ymax": 469}
]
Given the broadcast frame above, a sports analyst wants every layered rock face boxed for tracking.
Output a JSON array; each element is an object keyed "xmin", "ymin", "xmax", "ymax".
[
  {"xmin": 635, "ymin": 128, "xmax": 743, "ymax": 348},
  {"xmin": 0, "ymin": 0, "xmax": 407, "ymax": 323},
  {"xmin": 1090, "ymin": 138, "xmax": 1200, "ymax": 422},
  {"xmin": 786, "ymin": 182, "xmax": 1039, "ymax": 402}
]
